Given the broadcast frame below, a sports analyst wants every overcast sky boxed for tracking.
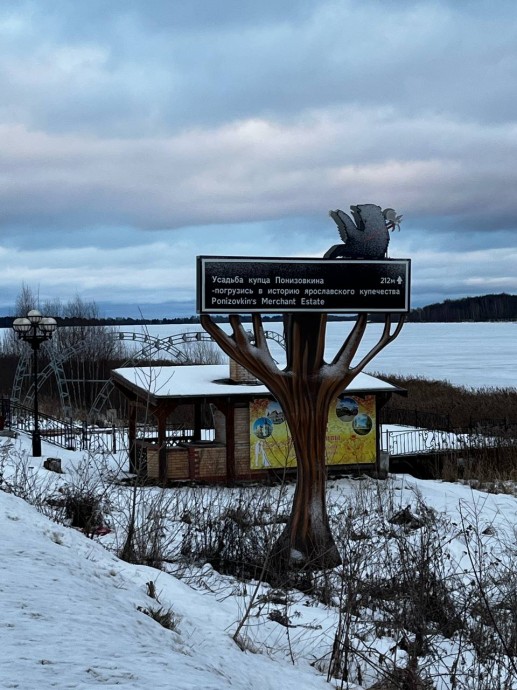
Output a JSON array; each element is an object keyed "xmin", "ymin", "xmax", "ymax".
[{"xmin": 1, "ymin": 0, "xmax": 516, "ymax": 317}]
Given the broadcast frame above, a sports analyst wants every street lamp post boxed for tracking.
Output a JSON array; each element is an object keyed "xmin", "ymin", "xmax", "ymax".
[{"xmin": 12, "ymin": 309, "xmax": 58, "ymax": 457}]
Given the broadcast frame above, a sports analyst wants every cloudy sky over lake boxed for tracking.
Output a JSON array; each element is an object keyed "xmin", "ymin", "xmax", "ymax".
[{"xmin": 1, "ymin": 0, "xmax": 516, "ymax": 317}]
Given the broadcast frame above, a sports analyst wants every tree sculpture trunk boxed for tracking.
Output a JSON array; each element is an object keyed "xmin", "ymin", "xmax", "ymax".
[
  {"xmin": 274, "ymin": 313, "xmax": 348, "ymax": 569},
  {"xmin": 201, "ymin": 311, "xmax": 404, "ymax": 572}
]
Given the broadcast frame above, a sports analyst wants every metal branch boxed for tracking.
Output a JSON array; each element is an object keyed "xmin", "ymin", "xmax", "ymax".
[
  {"xmin": 329, "ymin": 313, "xmax": 368, "ymax": 372},
  {"xmin": 251, "ymin": 314, "xmax": 277, "ymax": 371},
  {"xmin": 228, "ymin": 314, "xmax": 252, "ymax": 352},
  {"xmin": 315, "ymin": 313, "xmax": 328, "ymax": 366},
  {"xmin": 350, "ymin": 314, "xmax": 406, "ymax": 375},
  {"xmin": 251, "ymin": 313, "xmax": 268, "ymax": 351},
  {"xmin": 199, "ymin": 315, "xmax": 238, "ymax": 359},
  {"xmin": 227, "ymin": 315, "xmax": 277, "ymax": 376},
  {"xmin": 201, "ymin": 314, "xmax": 280, "ymax": 384}
]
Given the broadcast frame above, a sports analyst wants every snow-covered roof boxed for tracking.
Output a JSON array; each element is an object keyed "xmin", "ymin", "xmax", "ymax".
[{"xmin": 112, "ymin": 364, "xmax": 402, "ymax": 400}]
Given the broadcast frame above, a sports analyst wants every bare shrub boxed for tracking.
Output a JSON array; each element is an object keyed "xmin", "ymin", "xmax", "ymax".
[
  {"xmin": 137, "ymin": 605, "xmax": 179, "ymax": 631},
  {"xmin": 368, "ymin": 666, "xmax": 434, "ymax": 689},
  {"xmin": 119, "ymin": 503, "xmax": 168, "ymax": 569},
  {"xmin": 379, "ymin": 374, "xmax": 517, "ymax": 432},
  {"xmin": 114, "ymin": 484, "xmax": 188, "ymax": 569},
  {"xmin": 319, "ymin": 482, "xmax": 466, "ymax": 688},
  {"xmin": 441, "ymin": 442, "xmax": 517, "ymax": 492},
  {"xmin": 459, "ymin": 503, "xmax": 517, "ymax": 678},
  {"xmin": 0, "ymin": 444, "xmax": 57, "ymax": 511},
  {"xmin": 60, "ymin": 486, "xmax": 105, "ymax": 535},
  {"xmin": 180, "ymin": 337, "xmax": 225, "ymax": 365},
  {"xmin": 180, "ymin": 487, "xmax": 287, "ymax": 580}
]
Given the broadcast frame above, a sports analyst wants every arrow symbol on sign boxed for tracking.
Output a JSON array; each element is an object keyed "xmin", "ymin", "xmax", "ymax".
[{"xmin": 397, "ymin": 276, "xmax": 403, "ymax": 284}]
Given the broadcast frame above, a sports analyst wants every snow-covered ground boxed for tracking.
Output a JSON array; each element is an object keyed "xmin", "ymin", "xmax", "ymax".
[
  {"xmin": 0, "ymin": 493, "xmax": 336, "ymax": 690},
  {"xmin": 2, "ymin": 430, "xmax": 517, "ymax": 689},
  {"xmin": 2, "ymin": 321, "xmax": 515, "ymax": 686},
  {"xmin": 0, "ymin": 433, "xmax": 332, "ymax": 690}
]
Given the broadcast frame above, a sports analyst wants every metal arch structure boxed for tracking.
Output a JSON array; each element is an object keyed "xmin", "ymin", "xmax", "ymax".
[
  {"xmin": 10, "ymin": 351, "xmax": 31, "ymax": 406},
  {"xmin": 12, "ymin": 330, "xmax": 195, "ymax": 412},
  {"xmin": 88, "ymin": 329, "xmax": 286, "ymax": 421},
  {"xmin": 12, "ymin": 346, "xmax": 73, "ymax": 413},
  {"xmin": 11, "ymin": 329, "xmax": 286, "ymax": 420}
]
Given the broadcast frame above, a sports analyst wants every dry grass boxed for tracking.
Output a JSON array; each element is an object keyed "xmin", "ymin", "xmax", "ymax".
[
  {"xmin": 377, "ymin": 374, "xmax": 517, "ymax": 488},
  {"xmin": 377, "ymin": 374, "xmax": 517, "ymax": 430}
]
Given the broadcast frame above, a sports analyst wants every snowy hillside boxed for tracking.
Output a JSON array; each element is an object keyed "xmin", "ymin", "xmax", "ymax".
[
  {"xmin": 2, "ymin": 431, "xmax": 517, "ymax": 689},
  {"xmin": 0, "ymin": 481, "xmax": 330, "ymax": 690}
]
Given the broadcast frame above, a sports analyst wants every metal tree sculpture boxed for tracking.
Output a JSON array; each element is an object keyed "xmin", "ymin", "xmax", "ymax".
[{"xmin": 201, "ymin": 204, "xmax": 406, "ymax": 571}]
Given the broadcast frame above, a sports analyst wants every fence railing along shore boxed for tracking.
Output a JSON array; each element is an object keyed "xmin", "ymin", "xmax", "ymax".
[
  {"xmin": 380, "ymin": 426, "xmax": 516, "ymax": 458},
  {"xmin": 1, "ymin": 399, "xmax": 121, "ymax": 453},
  {"xmin": 0, "ymin": 398, "xmax": 213, "ymax": 455},
  {"xmin": 2, "ymin": 398, "xmax": 514, "ymax": 460}
]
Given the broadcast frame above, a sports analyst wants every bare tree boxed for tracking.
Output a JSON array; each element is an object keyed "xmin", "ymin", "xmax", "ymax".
[
  {"xmin": 1, "ymin": 283, "xmax": 40, "ymax": 356},
  {"xmin": 4, "ymin": 287, "xmax": 126, "ymax": 415},
  {"xmin": 201, "ymin": 311, "xmax": 405, "ymax": 572}
]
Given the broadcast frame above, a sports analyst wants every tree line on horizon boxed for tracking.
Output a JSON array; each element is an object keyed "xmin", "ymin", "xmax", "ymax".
[
  {"xmin": 0, "ymin": 292, "xmax": 515, "ymax": 328},
  {"xmin": 406, "ymin": 293, "xmax": 517, "ymax": 322}
]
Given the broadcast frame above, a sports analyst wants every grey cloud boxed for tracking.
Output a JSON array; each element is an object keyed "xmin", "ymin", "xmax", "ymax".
[
  {"xmin": 1, "ymin": 109, "xmax": 516, "ymax": 241},
  {"xmin": 13, "ymin": 0, "xmax": 317, "ymax": 36},
  {"xmin": 1, "ymin": 1, "xmax": 516, "ymax": 136},
  {"xmin": 0, "ymin": 227, "xmax": 511, "ymax": 312},
  {"xmin": 0, "ymin": 0, "xmax": 515, "ymax": 313}
]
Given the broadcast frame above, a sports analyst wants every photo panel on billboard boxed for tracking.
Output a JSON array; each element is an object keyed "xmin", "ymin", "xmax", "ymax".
[{"xmin": 249, "ymin": 395, "xmax": 377, "ymax": 469}]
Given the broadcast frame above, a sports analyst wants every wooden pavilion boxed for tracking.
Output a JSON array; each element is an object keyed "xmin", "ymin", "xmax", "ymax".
[{"xmin": 111, "ymin": 360, "xmax": 403, "ymax": 483}]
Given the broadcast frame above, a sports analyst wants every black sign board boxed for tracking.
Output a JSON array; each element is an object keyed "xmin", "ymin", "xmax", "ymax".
[{"xmin": 197, "ymin": 257, "xmax": 410, "ymax": 314}]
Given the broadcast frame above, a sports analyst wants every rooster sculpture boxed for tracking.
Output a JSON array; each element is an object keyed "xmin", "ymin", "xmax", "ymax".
[{"xmin": 324, "ymin": 204, "xmax": 402, "ymax": 260}]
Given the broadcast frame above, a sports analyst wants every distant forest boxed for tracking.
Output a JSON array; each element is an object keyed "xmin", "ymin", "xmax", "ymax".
[
  {"xmin": 407, "ymin": 293, "xmax": 517, "ymax": 322},
  {"xmin": 0, "ymin": 293, "xmax": 515, "ymax": 327}
]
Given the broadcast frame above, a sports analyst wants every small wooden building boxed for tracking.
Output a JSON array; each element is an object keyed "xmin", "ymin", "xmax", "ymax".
[{"xmin": 111, "ymin": 360, "xmax": 402, "ymax": 483}]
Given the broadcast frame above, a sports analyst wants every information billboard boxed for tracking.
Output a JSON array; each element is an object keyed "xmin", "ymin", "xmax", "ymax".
[
  {"xmin": 197, "ymin": 256, "xmax": 410, "ymax": 313},
  {"xmin": 249, "ymin": 395, "xmax": 377, "ymax": 469}
]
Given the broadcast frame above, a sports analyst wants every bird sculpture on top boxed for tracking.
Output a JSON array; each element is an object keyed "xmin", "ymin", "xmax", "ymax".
[{"xmin": 324, "ymin": 204, "xmax": 402, "ymax": 260}]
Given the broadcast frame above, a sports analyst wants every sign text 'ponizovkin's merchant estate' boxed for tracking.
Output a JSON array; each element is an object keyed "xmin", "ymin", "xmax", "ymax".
[{"xmin": 197, "ymin": 257, "xmax": 411, "ymax": 314}]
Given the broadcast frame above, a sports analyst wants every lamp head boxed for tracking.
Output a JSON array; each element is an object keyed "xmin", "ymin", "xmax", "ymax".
[
  {"xmin": 27, "ymin": 309, "xmax": 42, "ymax": 325},
  {"xmin": 12, "ymin": 317, "xmax": 31, "ymax": 334},
  {"xmin": 39, "ymin": 317, "xmax": 57, "ymax": 335}
]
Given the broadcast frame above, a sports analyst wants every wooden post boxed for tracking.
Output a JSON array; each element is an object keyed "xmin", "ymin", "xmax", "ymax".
[
  {"xmin": 128, "ymin": 403, "xmax": 137, "ymax": 474},
  {"xmin": 225, "ymin": 399, "xmax": 235, "ymax": 483},
  {"xmin": 156, "ymin": 409, "xmax": 168, "ymax": 484},
  {"xmin": 193, "ymin": 399, "xmax": 203, "ymax": 442}
]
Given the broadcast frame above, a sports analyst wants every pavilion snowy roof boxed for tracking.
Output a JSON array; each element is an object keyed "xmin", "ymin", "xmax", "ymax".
[{"xmin": 111, "ymin": 364, "xmax": 402, "ymax": 400}]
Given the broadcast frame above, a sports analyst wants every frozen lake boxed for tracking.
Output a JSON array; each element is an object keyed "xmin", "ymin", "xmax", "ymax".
[{"xmin": 110, "ymin": 321, "xmax": 517, "ymax": 390}]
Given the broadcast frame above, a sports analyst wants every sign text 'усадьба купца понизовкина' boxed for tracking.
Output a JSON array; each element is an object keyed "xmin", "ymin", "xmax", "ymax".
[{"xmin": 197, "ymin": 257, "xmax": 410, "ymax": 314}]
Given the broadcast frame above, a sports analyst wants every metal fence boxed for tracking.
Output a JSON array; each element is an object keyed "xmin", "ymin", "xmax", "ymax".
[
  {"xmin": 1, "ymin": 397, "xmax": 215, "ymax": 455},
  {"xmin": 4, "ymin": 395, "xmax": 514, "ymax": 462},
  {"xmin": 382, "ymin": 425, "xmax": 516, "ymax": 458},
  {"xmin": 382, "ymin": 427, "xmax": 464, "ymax": 457},
  {"xmin": 1, "ymin": 398, "xmax": 120, "ymax": 454}
]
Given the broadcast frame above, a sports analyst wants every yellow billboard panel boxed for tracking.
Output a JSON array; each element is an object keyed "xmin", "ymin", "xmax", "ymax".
[{"xmin": 249, "ymin": 395, "xmax": 377, "ymax": 470}]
